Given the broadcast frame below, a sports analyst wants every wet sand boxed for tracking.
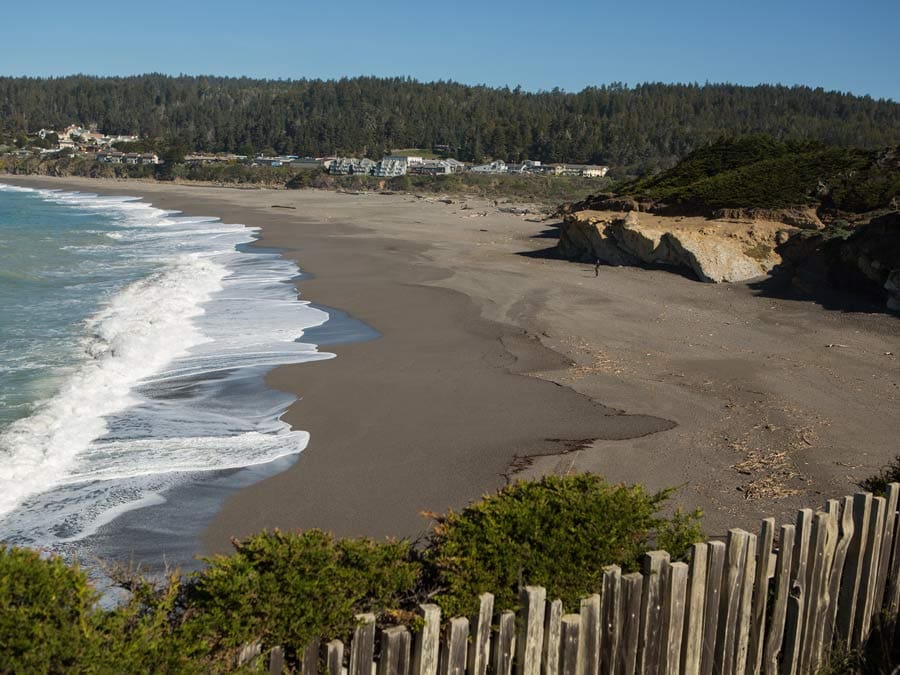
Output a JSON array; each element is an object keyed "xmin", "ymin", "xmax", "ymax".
[{"xmin": 3, "ymin": 175, "xmax": 898, "ymax": 550}]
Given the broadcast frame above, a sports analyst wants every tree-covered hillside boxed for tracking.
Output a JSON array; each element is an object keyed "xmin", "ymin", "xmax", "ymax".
[{"xmin": 2, "ymin": 75, "xmax": 900, "ymax": 172}]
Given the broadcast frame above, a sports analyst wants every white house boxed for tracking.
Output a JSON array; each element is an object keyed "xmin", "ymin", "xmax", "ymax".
[{"xmin": 470, "ymin": 160, "xmax": 507, "ymax": 174}]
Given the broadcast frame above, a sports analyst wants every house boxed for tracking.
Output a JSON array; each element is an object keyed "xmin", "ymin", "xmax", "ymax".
[
  {"xmin": 140, "ymin": 153, "xmax": 160, "ymax": 165},
  {"xmin": 96, "ymin": 151, "xmax": 125, "ymax": 163},
  {"xmin": 328, "ymin": 158, "xmax": 376, "ymax": 175},
  {"xmin": 410, "ymin": 160, "xmax": 452, "ymax": 176},
  {"xmin": 373, "ymin": 158, "xmax": 408, "ymax": 177},
  {"xmin": 290, "ymin": 157, "xmax": 324, "ymax": 170},
  {"xmin": 470, "ymin": 160, "xmax": 507, "ymax": 174},
  {"xmin": 553, "ymin": 164, "xmax": 610, "ymax": 178}
]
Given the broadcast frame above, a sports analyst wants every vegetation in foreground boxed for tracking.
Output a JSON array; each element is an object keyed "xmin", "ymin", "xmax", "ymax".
[{"xmin": 0, "ymin": 475, "xmax": 701, "ymax": 671}]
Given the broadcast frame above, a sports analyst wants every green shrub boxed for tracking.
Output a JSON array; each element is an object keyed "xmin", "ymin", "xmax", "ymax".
[
  {"xmin": 0, "ymin": 547, "xmax": 98, "ymax": 672},
  {"xmin": 425, "ymin": 475, "xmax": 702, "ymax": 616},
  {"xmin": 184, "ymin": 529, "xmax": 421, "ymax": 654}
]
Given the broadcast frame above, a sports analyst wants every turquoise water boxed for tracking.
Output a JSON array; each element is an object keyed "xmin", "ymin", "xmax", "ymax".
[{"xmin": 0, "ymin": 184, "xmax": 333, "ymax": 550}]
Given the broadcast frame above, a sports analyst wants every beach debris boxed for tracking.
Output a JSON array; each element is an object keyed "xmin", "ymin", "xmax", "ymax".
[
  {"xmin": 825, "ymin": 343, "xmax": 849, "ymax": 348},
  {"xmin": 270, "ymin": 204, "xmax": 296, "ymax": 209}
]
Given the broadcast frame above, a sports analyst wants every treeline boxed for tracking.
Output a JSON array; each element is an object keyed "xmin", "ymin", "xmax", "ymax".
[{"xmin": 2, "ymin": 75, "xmax": 900, "ymax": 172}]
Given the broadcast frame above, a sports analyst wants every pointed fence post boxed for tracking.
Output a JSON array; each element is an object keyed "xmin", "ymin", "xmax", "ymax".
[
  {"xmin": 301, "ymin": 640, "xmax": 321, "ymax": 675},
  {"xmin": 268, "ymin": 646, "xmax": 285, "ymax": 675},
  {"xmin": 780, "ymin": 509, "xmax": 812, "ymax": 675},
  {"xmin": 855, "ymin": 495, "xmax": 887, "ymax": 647},
  {"xmin": 875, "ymin": 483, "xmax": 900, "ymax": 611},
  {"xmin": 823, "ymin": 496, "xmax": 854, "ymax": 648},
  {"xmin": 560, "ymin": 615, "xmax": 581, "ymax": 675},
  {"xmin": 716, "ymin": 529, "xmax": 751, "ymax": 675}
]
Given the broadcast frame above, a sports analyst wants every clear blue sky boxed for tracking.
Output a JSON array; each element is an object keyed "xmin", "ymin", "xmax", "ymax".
[{"xmin": 3, "ymin": 0, "xmax": 898, "ymax": 101}]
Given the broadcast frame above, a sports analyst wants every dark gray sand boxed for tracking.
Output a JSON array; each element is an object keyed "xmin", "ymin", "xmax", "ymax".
[{"xmin": 4, "ymin": 176, "xmax": 898, "ymax": 557}]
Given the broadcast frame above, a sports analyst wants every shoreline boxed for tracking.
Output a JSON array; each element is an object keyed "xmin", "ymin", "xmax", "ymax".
[{"xmin": 2, "ymin": 175, "xmax": 898, "ymax": 560}]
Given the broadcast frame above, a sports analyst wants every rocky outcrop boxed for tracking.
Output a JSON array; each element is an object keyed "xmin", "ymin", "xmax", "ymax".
[
  {"xmin": 776, "ymin": 212, "xmax": 900, "ymax": 312},
  {"xmin": 558, "ymin": 210, "xmax": 789, "ymax": 283}
]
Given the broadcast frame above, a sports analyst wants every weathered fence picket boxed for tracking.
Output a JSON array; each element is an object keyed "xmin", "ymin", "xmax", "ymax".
[{"xmin": 256, "ymin": 486, "xmax": 900, "ymax": 675}]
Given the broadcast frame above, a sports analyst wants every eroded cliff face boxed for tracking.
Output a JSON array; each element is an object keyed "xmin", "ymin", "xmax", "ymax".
[{"xmin": 558, "ymin": 209, "xmax": 793, "ymax": 283}]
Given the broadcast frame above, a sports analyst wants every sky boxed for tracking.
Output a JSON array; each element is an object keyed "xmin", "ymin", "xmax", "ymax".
[{"xmin": 2, "ymin": 0, "xmax": 898, "ymax": 101}]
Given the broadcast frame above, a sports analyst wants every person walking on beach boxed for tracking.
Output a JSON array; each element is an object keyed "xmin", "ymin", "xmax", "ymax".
[{"xmin": 594, "ymin": 258, "xmax": 601, "ymax": 277}]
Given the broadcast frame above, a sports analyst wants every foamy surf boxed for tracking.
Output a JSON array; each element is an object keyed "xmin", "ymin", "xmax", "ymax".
[{"xmin": 0, "ymin": 185, "xmax": 333, "ymax": 549}]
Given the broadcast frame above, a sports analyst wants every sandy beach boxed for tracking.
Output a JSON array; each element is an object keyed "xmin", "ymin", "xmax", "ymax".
[{"xmin": 3, "ymin": 175, "xmax": 899, "ymax": 552}]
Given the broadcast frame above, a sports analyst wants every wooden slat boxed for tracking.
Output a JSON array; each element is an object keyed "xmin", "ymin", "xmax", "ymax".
[
  {"xmin": 747, "ymin": 519, "xmax": 774, "ymax": 675},
  {"xmin": 797, "ymin": 512, "xmax": 829, "ymax": 674},
  {"xmin": 327, "ymin": 640, "xmax": 344, "ymax": 675},
  {"xmin": 268, "ymin": 646, "xmax": 285, "ymax": 675},
  {"xmin": 560, "ymin": 615, "xmax": 581, "ymax": 675},
  {"xmin": 469, "ymin": 594, "xmax": 494, "ymax": 675},
  {"xmin": 637, "ymin": 550, "xmax": 669, "ymax": 673},
  {"xmin": 495, "ymin": 611, "xmax": 517, "ymax": 675},
  {"xmin": 617, "ymin": 572, "xmax": 643, "ymax": 675},
  {"xmin": 809, "ymin": 507, "xmax": 840, "ymax": 673},
  {"xmin": 763, "ymin": 524, "xmax": 795, "ymax": 675},
  {"xmin": 887, "ymin": 485, "xmax": 900, "ymax": 616},
  {"xmin": 301, "ymin": 639, "xmax": 321, "ymax": 675},
  {"xmin": 544, "ymin": 599, "xmax": 563, "ymax": 675},
  {"xmin": 380, "ymin": 626, "xmax": 412, "ymax": 675},
  {"xmin": 516, "ymin": 587, "xmax": 547, "ymax": 675},
  {"xmin": 600, "ymin": 566, "xmax": 622, "ymax": 675},
  {"xmin": 440, "ymin": 617, "xmax": 469, "ymax": 675},
  {"xmin": 874, "ymin": 483, "xmax": 900, "ymax": 611},
  {"xmin": 716, "ymin": 529, "xmax": 751, "ymax": 675},
  {"xmin": 835, "ymin": 493, "xmax": 872, "ymax": 646},
  {"xmin": 734, "ymin": 532, "xmax": 758, "ymax": 675},
  {"xmin": 578, "ymin": 594, "xmax": 601, "ymax": 675},
  {"xmin": 700, "ymin": 540, "xmax": 727, "ymax": 675},
  {"xmin": 661, "ymin": 561, "xmax": 688, "ymax": 675},
  {"xmin": 823, "ymin": 497, "xmax": 854, "ymax": 649},
  {"xmin": 779, "ymin": 509, "xmax": 812, "ymax": 675},
  {"xmin": 350, "ymin": 613, "xmax": 376, "ymax": 675},
  {"xmin": 413, "ymin": 604, "xmax": 441, "ymax": 675},
  {"xmin": 681, "ymin": 543, "xmax": 708, "ymax": 675},
  {"xmin": 237, "ymin": 641, "xmax": 262, "ymax": 668},
  {"xmin": 854, "ymin": 495, "xmax": 887, "ymax": 647}
]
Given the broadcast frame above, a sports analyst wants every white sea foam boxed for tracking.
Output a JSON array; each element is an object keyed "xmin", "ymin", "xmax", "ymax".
[{"xmin": 0, "ymin": 185, "xmax": 333, "ymax": 545}]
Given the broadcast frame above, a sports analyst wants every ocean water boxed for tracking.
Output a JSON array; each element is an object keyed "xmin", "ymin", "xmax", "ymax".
[{"xmin": 0, "ymin": 184, "xmax": 334, "ymax": 554}]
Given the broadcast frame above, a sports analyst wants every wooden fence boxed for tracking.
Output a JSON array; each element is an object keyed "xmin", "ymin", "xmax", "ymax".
[{"xmin": 252, "ymin": 485, "xmax": 900, "ymax": 674}]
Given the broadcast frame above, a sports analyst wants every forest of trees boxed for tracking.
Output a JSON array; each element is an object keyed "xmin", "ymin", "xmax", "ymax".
[{"xmin": 2, "ymin": 75, "xmax": 900, "ymax": 173}]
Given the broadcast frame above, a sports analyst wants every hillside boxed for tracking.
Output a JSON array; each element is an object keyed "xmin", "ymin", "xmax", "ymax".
[
  {"xmin": 604, "ymin": 136, "xmax": 900, "ymax": 220},
  {"xmin": 556, "ymin": 137, "xmax": 900, "ymax": 310},
  {"xmin": 2, "ymin": 77, "xmax": 900, "ymax": 172}
]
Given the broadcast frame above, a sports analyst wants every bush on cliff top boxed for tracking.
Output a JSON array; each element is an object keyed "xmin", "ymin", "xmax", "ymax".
[
  {"xmin": 426, "ymin": 474, "xmax": 702, "ymax": 616},
  {"xmin": 1, "ymin": 475, "xmax": 702, "ymax": 670}
]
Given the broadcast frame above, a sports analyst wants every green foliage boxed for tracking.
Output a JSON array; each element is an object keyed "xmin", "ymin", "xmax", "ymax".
[
  {"xmin": 2, "ymin": 76, "xmax": 900, "ymax": 172},
  {"xmin": 621, "ymin": 137, "xmax": 899, "ymax": 213},
  {"xmin": 425, "ymin": 475, "xmax": 703, "ymax": 616},
  {"xmin": 860, "ymin": 456, "xmax": 900, "ymax": 496},
  {"xmin": 0, "ymin": 546, "xmax": 97, "ymax": 672},
  {"xmin": 185, "ymin": 529, "xmax": 421, "ymax": 653}
]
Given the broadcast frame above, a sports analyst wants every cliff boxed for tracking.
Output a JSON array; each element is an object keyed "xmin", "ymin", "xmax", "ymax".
[{"xmin": 558, "ymin": 209, "xmax": 793, "ymax": 283}]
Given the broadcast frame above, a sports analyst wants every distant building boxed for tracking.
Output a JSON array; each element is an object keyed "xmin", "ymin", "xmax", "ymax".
[
  {"xmin": 290, "ymin": 157, "xmax": 325, "ymax": 170},
  {"xmin": 550, "ymin": 164, "xmax": 610, "ymax": 178},
  {"xmin": 410, "ymin": 160, "xmax": 453, "ymax": 176},
  {"xmin": 373, "ymin": 158, "xmax": 408, "ymax": 177},
  {"xmin": 329, "ymin": 157, "xmax": 376, "ymax": 175},
  {"xmin": 470, "ymin": 160, "xmax": 507, "ymax": 174},
  {"xmin": 97, "ymin": 151, "xmax": 158, "ymax": 165},
  {"xmin": 96, "ymin": 151, "xmax": 124, "ymax": 163}
]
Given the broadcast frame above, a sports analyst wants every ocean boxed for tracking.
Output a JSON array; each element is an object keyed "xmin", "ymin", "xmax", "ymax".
[{"xmin": 0, "ymin": 184, "xmax": 336, "ymax": 562}]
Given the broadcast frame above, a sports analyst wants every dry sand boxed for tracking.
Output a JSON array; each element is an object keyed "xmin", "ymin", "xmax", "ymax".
[{"xmin": 3, "ymin": 176, "xmax": 899, "ymax": 548}]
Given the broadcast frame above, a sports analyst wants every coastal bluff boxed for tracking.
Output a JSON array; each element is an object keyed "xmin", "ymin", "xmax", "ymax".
[{"xmin": 557, "ymin": 208, "xmax": 792, "ymax": 283}]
